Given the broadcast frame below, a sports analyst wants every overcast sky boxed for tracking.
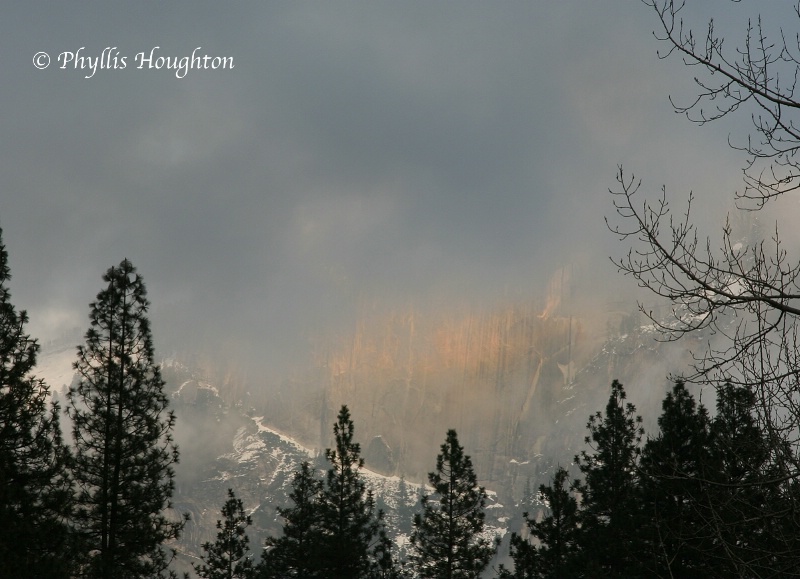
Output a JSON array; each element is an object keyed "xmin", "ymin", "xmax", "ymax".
[{"xmin": 2, "ymin": 1, "xmax": 761, "ymax": 380}]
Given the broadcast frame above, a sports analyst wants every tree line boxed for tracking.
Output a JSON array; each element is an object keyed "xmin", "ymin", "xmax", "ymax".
[
  {"xmin": 4, "ymin": 215, "xmax": 800, "ymax": 578},
  {"xmin": 200, "ymin": 379, "xmax": 800, "ymax": 579},
  {"xmin": 500, "ymin": 379, "xmax": 800, "ymax": 578}
]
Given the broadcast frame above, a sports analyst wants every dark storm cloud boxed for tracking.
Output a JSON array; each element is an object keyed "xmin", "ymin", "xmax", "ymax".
[{"xmin": 1, "ymin": 1, "xmax": 750, "ymax": 378}]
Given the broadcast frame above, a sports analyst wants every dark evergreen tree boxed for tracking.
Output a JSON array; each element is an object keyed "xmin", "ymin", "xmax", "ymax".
[
  {"xmin": 259, "ymin": 461, "xmax": 323, "ymax": 578},
  {"xmin": 368, "ymin": 524, "xmax": 401, "ymax": 579},
  {"xmin": 410, "ymin": 429, "xmax": 496, "ymax": 579},
  {"xmin": 499, "ymin": 467, "xmax": 580, "ymax": 579},
  {"xmin": 704, "ymin": 382, "xmax": 800, "ymax": 576},
  {"xmin": 639, "ymin": 381, "xmax": 717, "ymax": 578},
  {"xmin": 67, "ymin": 259, "xmax": 184, "ymax": 579},
  {"xmin": 530, "ymin": 467, "xmax": 580, "ymax": 578},
  {"xmin": 639, "ymin": 380, "xmax": 800, "ymax": 576},
  {"xmin": 497, "ymin": 533, "xmax": 538, "ymax": 579},
  {"xmin": 369, "ymin": 492, "xmax": 402, "ymax": 579},
  {"xmin": 0, "ymin": 226, "xmax": 74, "ymax": 578},
  {"xmin": 574, "ymin": 380, "xmax": 645, "ymax": 577},
  {"xmin": 316, "ymin": 405, "xmax": 393, "ymax": 578},
  {"xmin": 195, "ymin": 488, "xmax": 255, "ymax": 579}
]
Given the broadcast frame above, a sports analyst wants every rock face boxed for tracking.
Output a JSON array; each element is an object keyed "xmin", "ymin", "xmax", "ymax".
[
  {"xmin": 365, "ymin": 435, "xmax": 395, "ymax": 474},
  {"xmin": 257, "ymin": 300, "xmax": 695, "ymax": 503}
]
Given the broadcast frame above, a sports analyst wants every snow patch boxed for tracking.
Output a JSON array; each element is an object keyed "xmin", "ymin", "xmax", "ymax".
[
  {"xmin": 35, "ymin": 346, "xmax": 77, "ymax": 392},
  {"xmin": 251, "ymin": 417, "xmax": 316, "ymax": 458}
]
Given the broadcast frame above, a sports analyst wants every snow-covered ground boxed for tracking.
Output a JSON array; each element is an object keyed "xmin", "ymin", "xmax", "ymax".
[
  {"xmin": 35, "ymin": 343, "xmax": 77, "ymax": 393},
  {"xmin": 216, "ymin": 415, "xmax": 508, "ymax": 543}
]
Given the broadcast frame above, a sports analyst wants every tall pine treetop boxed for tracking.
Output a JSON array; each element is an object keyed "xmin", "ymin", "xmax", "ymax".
[
  {"xmin": 411, "ymin": 429, "xmax": 496, "ymax": 579},
  {"xmin": 195, "ymin": 488, "xmax": 255, "ymax": 579},
  {"xmin": 68, "ymin": 258, "xmax": 183, "ymax": 579},
  {"xmin": 577, "ymin": 379, "xmax": 643, "ymax": 509},
  {"xmin": 261, "ymin": 408, "xmax": 397, "ymax": 578},
  {"xmin": 574, "ymin": 380, "xmax": 646, "ymax": 577},
  {"xmin": 326, "ymin": 405, "xmax": 364, "ymax": 472},
  {"xmin": 259, "ymin": 461, "xmax": 323, "ymax": 578},
  {"xmin": 317, "ymin": 405, "xmax": 388, "ymax": 578},
  {"xmin": 81, "ymin": 258, "xmax": 155, "ymax": 365}
]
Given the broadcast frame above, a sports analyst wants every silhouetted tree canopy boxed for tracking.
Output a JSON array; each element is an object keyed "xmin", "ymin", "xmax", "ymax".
[
  {"xmin": 0, "ymin": 225, "xmax": 74, "ymax": 578},
  {"xmin": 68, "ymin": 259, "xmax": 184, "ymax": 579}
]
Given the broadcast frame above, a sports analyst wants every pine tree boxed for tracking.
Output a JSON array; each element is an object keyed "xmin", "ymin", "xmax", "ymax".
[
  {"xmin": 410, "ymin": 429, "xmax": 496, "ymax": 579},
  {"xmin": 0, "ymin": 226, "xmax": 74, "ymax": 578},
  {"xmin": 316, "ymin": 405, "xmax": 391, "ymax": 578},
  {"xmin": 530, "ymin": 466, "xmax": 580, "ymax": 578},
  {"xmin": 497, "ymin": 533, "xmax": 538, "ymax": 579},
  {"xmin": 195, "ymin": 488, "xmax": 255, "ymax": 579},
  {"xmin": 261, "ymin": 409, "xmax": 397, "ymax": 579},
  {"xmin": 67, "ymin": 259, "xmax": 184, "ymax": 579},
  {"xmin": 639, "ymin": 381, "xmax": 716, "ymax": 577},
  {"xmin": 259, "ymin": 461, "xmax": 323, "ymax": 578},
  {"xmin": 574, "ymin": 380, "xmax": 645, "ymax": 577},
  {"xmin": 499, "ymin": 466, "xmax": 580, "ymax": 579},
  {"xmin": 497, "ymin": 475, "xmax": 539, "ymax": 579},
  {"xmin": 639, "ymin": 381, "xmax": 800, "ymax": 576},
  {"xmin": 368, "ymin": 524, "xmax": 400, "ymax": 579},
  {"xmin": 704, "ymin": 382, "xmax": 800, "ymax": 576}
]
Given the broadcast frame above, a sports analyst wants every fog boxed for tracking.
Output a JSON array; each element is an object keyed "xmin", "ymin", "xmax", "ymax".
[{"xmin": 4, "ymin": 1, "xmax": 787, "ymax": 398}]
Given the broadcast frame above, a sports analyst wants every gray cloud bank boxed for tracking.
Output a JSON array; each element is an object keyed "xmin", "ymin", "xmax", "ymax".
[{"xmin": 2, "ymin": 1, "xmax": 749, "ymax": 380}]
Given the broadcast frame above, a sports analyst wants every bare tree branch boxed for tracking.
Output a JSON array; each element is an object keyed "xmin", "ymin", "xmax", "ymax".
[
  {"xmin": 608, "ymin": 1, "xmax": 800, "ymax": 572},
  {"xmin": 644, "ymin": 0, "xmax": 800, "ymax": 207}
]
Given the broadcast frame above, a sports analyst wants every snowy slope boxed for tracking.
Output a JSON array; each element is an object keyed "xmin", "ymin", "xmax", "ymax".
[
  {"xmin": 170, "ymin": 403, "xmax": 509, "ymax": 574},
  {"xmin": 35, "ymin": 343, "xmax": 76, "ymax": 393}
]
